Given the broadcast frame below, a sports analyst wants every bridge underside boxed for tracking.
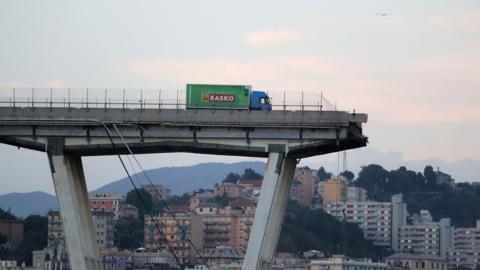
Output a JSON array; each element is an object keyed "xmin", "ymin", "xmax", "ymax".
[{"xmin": 0, "ymin": 107, "xmax": 367, "ymax": 270}]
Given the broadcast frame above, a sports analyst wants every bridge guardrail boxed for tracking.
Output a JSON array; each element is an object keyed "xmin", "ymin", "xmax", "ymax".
[{"xmin": 0, "ymin": 88, "xmax": 338, "ymax": 111}]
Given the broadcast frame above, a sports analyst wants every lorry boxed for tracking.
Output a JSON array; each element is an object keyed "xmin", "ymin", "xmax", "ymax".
[{"xmin": 186, "ymin": 83, "xmax": 272, "ymax": 110}]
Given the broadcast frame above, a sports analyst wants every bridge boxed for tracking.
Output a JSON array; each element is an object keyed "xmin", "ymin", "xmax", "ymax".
[{"xmin": 0, "ymin": 89, "xmax": 368, "ymax": 270}]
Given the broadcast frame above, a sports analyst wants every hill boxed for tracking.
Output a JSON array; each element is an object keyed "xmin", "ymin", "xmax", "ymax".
[
  {"xmin": 96, "ymin": 161, "xmax": 265, "ymax": 196},
  {"xmin": 0, "ymin": 191, "xmax": 58, "ymax": 218}
]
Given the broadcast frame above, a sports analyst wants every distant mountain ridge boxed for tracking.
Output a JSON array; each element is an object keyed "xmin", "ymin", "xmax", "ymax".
[
  {"xmin": 0, "ymin": 191, "xmax": 58, "ymax": 218},
  {"xmin": 95, "ymin": 161, "xmax": 266, "ymax": 196},
  {"xmin": 0, "ymin": 161, "xmax": 266, "ymax": 217}
]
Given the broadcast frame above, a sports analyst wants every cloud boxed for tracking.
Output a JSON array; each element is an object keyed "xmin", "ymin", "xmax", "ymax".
[
  {"xmin": 121, "ymin": 52, "xmax": 480, "ymax": 124},
  {"xmin": 241, "ymin": 29, "xmax": 309, "ymax": 47},
  {"xmin": 0, "ymin": 80, "xmax": 72, "ymax": 88},
  {"xmin": 121, "ymin": 56, "xmax": 338, "ymax": 88},
  {"xmin": 426, "ymin": 10, "xmax": 480, "ymax": 32}
]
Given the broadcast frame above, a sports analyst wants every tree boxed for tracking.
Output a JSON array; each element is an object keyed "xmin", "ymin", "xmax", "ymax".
[
  {"xmin": 223, "ymin": 172, "xmax": 241, "ymax": 184},
  {"xmin": 0, "ymin": 208, "xmax": 17, "ymax": 220},
  {"xmin": 126, "ymin": 188, "xmax": 153, "ymax": 220},
  {"xmin": 424, "ymin": 165, "xmax": 437, "ymax": 188},
  {"xmin": 317, "ymin": 167, "xmax": 332, "ymax": 181},
  {"xmin": 13, "ymin": 215, "xmax": 48, "ymax": 264},
  {"xmin": 340, "ymin": 170, "xmax": 355, "ymax": 182},
  {"xmin": 114, "ymin": 218, "xmax": 144, "ymax": 250},
  {"xmin": 0, "ymin": 233, "xmax": 7, "ymax": 246},
  {"xmin": 155, "ymin": 193, "xmax": 191, "ymax": 210},
  {"xmin": 241, "ymin": 168, "xmax": 263, "ymax": 180},
  {"xmin": 278, "ymin": 200, "xmax": 391, "ymax": 259}
]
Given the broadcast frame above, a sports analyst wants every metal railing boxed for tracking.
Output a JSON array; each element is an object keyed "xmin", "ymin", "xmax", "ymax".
[{"xmin": 0, "ymin": 88, "xmax": 338, "ymax": 111}]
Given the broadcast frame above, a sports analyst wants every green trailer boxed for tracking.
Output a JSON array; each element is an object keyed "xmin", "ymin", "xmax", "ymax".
[{"xmin": 186, "ymin": 84, "xmax": 252, "ymax": 110}]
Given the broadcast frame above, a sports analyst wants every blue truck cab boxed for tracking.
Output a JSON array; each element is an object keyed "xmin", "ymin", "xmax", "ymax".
[{"xmin": 250, "ymin": 91, "xmax": 272, "ymax": 110}]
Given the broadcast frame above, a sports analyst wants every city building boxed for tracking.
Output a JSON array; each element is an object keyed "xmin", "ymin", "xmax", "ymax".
[
  {"xmin": 202, "ymin": 208, "xmax": 254, "ymax": 251},
  {"xmin": 48, "ymin": 210, "xmax": 116, "ymax": 249},
  {"xmin": 141, "ymin": 184, "xmax": 171, "ymax": 202},
  {"xmin": 293, "ymin": 167, "xmax": 317, "ymax": 206},
  {"xmin": 0, "ymin": 219, "xmax": 23, "ymax": 249},
  {"xmin": 89, "ymin": 192, "xmax": 122, "ymax": 219},
  {"xmin": 392, "ymin": 194, "xmax": 408, "ymax": 251},
  {"xmin": 325, "ymin": 194, "xmax": 407, "ymax": 248},
  {"xmin": 385, "ymin": 253, "xmax": 448, "ymax": 270},
  {"xmin": 195, "ymin": 203, "xmax": 219, "ymax": 215},
  {"xmin": 117, "ymin": 203, "xmax": 138, "ymax": 219},
  {"xmin": 322, "ymin": 177, "xmax": 348, "ymax": 206},
  {"xmin": 435, "ymin": 168, "xmax": 455, "ymax": 188},
  {"xmin": 346, "ymin": 187, "xmax": 368, "ymax": 202},
  {"xmin": 32, "ymin": 248, "xmax": 70, "ymax": 270},
  {"xmin": 0, "ymin": 260, "xmax": 22, "ymax": 270},
  {"xmin": 196, "ymin": 246, "xmax": 244, "ymax": 266},
  {"xmin": 214, "ymin": 183, "xmax": 242, "ymax": 198},
  {"xmin": 228, "ymin": 197, "xmax": 256, "ymax": 214},
  {"xmin": 273, "ymin": 252, "xmax": 309, "ymax": 270},
  {"xmin": 311, "ymin": 255, "xmax": 389, "ymax": 270},
  {"xmin": 144, "ymin": 212, "xmax": 204, "ymax": 259},
  {"xmin": 448, "ymin": 219, "xmax": 480, "ymax": 269},
  {"xmin": 237, "ymin": 179, "xmax": 262, "ymax": 198},
  {"xmin": 47, "ymin": 211, "xmax": 65, "ymax": 247},
  {"xmin": 92, "ymin": 211, "xmax": 115, "ymax": 249},
  {"xmin": 189, "ymin": 191, "xmax": 215, "ymax": 210},
  {"xmin": 398, "ymin": 218, "xmax": 453, "ymax": 258}
]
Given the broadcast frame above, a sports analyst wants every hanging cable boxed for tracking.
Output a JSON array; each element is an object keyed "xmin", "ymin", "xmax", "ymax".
[
  {"xmin": 98, "ymin": 121, "xmax": 185, "ymax": 269},
  {"xmin": 111, "ymin": 124, "xmax": 210, "ymax": 269}
]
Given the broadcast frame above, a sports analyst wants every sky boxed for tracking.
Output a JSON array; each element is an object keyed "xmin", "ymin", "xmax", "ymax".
[{"xmin": 0, "ymin": 0, "xmax": 479, "ymax": 194}]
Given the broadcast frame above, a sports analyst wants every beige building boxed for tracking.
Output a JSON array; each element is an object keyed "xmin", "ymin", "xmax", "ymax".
[
  {"xmin": 322, "ymin": 177, "xmax": 347, "ymax": 205},
  {"xmin": 144, "ymin": 212, "xmax": 204, "ymax": 259},
  {"xmin": 311, "ymin": 255, "xmax": 388, "ymax": 270},
  {"xmin": 202, "ymin": 208, "xmax": 254, "ymax": 251},
  {"xmin": 293, "ymin": 167, "xmax": 317, "ymax": 206},
  {"xmin": 385, "ymin": 253, "xmax": 448, "ymax": 270},
  {"xmin": 214, "ymin": 183, "xmax": 242, "ymax": 198}
]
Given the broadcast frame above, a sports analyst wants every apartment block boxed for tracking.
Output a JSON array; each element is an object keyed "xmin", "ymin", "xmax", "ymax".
[
  {"xmin": 214, "ymin": 183, "xmax": 242, "ymax": 198},
  {"xmin": 398, "ymin": 217, "xmax": 453, "ymax": 258},
  {"xmin": 293, "ymin": 168, "xmax": 318, "ymax": 206},
  {"xmin": 201, "ymin": 207, "xmax": 254, "ymax": 251},
  {"xmin": 448, "ymin": 220, "xmax": 480, "ymax": 269},
  {"xmin": 322, "ymin": 177, "xmax": 347, "ymax": 206},
  {"xmin": 141, "ymin": 184, "xmax": 171, "ymax": 201},
  {"xmin": 144, "ymin": 212, "xmax": 204, "ymax": 259},
  {"xmin": 47, "ymin": 210, "xmax": 115, "ymax": 249},
  {"xmin": 324, "ymin": 194, "xmax": 407, "ymax": 248},
  {"xmin": 386, "ymin": 253, "xmax": 448, "ymax": 270},
  {"xmin": 92, "ymin": 211, "xmax": 115, "ymax": 249},
  {"xmin": 346, "ymin": 187, "xmax": 368, "ymax": 202},
  {"xmin": 311, "ymin": 255, "xmax": 389, "ymax": 270},
  {"xmin": 89, "ymin": 192, "xmax": 122, "ymax": 219}
]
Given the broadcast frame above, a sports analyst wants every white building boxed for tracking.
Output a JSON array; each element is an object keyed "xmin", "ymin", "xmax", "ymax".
[
  {"xmin": 398, "ymin": 217, "xmax": 453, "ymax": 259},
  {"xmin": 324, "ymin": 194, "xmax": 407, "ymax": 248},
  {"xmin": 448, "ymin": 220, "xmax": 480, "ymax": 269},
  {"xmin": 311, "ymin": 255, "xmax": 388, "ymax": 270},
  {"xmin": 346, "ymin": 187, "xmax": 368, "ymax": 202}
]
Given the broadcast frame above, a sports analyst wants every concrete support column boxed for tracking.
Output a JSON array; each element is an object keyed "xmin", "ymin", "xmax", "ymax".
[
  {"xmin": 242, "ymin": 151, "xmax": 297, "ymax": 270},
  {"xmin": 47, "ymin": 139, "xmax": 103, "ymax": 270}
]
